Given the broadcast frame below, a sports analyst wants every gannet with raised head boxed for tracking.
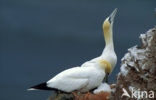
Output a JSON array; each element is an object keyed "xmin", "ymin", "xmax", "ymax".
[
  {"xmin": 81, "ymin": 9, "xmax": 117, "ymax": 81},
  {"xmin": 28, "ymin": 9, "xmax": 117, "ymax": 93}
]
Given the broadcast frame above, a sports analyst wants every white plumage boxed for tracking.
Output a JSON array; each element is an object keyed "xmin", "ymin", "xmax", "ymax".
[
  {"xmin": 28, "ymin": 8, "xmax": 117, "ymax": 93},
  {"xmin": 93, "ymin": 83, "xmax": 112, "ymax": 94},
  {"xmin": 47, "ymin": 65, "xmax": 105, "ymax": 92}
]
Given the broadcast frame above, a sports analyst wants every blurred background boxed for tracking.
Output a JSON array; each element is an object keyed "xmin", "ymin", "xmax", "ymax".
[{"xmin": 0, "ymin": 0, "xmax": 156, "ymax": 100}]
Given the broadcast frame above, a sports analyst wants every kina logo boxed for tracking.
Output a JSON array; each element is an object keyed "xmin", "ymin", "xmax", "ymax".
[{"xmin": 121, "ymin": 87, "xmax": 154, "ymax": 99}]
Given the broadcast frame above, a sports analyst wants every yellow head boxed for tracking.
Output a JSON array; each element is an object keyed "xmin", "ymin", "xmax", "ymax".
[
  {"xmin": 103, "ymin": 18, "xmax": 111, "ymax": 44},
  {"xmin": 103, "ymin": 18, "xmax": 111, "ymax": 34},
  {"xmin": 103, "ymin": 8, "xmax": 117, "ymax": 45}
]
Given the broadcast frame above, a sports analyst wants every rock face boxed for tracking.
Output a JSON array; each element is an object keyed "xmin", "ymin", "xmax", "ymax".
[
  {"xmin": 47, "ymin": 91, "xmax": 111, "ymax": 100},
  {"xmin": 112, "ymin": 27, "xmax": 156, "ymax": 100}
]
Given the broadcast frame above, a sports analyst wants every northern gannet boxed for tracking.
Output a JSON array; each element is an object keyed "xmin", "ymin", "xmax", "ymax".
[
  {"xmin": 81, "ymin": 9, "xmax": 117, "ymax": 81},
  {"xmin": 28, "ymin": 9, "xmax": 117, "ymax": 93}
]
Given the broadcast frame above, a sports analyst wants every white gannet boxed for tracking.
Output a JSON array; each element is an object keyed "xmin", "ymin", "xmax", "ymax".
[
  {"xmin": 28, "ymin": 9, "xmax": 117, "ymax": 93},
  {"xmin": 81, "ymin": 9, "xmax": 117, "ymax": 81}
]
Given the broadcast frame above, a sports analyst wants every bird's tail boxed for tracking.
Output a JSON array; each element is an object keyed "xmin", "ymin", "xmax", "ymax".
[{"xmin": 27, "ymin": 82, "xmax": 54, "ymax": 91}]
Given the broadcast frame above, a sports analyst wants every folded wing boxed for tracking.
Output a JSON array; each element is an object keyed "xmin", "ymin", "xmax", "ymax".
[{"xmin": 47, "ymin": 67, "xmax": 92, "ymax": 92}]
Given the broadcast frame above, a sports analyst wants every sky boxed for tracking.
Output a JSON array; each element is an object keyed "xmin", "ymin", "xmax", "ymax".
[{"xmin": 0, "ymin": 0, "xmax": 156, "ymax": 100}]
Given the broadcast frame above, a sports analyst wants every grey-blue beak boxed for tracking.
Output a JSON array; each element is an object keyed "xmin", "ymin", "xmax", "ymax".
[{"xmin": 109, "ymin": 8, "xmax": 118, "ymax": 24}]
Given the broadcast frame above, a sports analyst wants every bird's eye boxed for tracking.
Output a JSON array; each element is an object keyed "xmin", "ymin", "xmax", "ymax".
[{"xmin": 108, "ymin": 17, "xmax": 112, "ymax": 24}]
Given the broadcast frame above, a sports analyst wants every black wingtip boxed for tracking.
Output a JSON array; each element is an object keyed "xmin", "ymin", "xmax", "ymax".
[{"xmin": 28, "ymin": 82, "xmax": 53, "ymax": 91}]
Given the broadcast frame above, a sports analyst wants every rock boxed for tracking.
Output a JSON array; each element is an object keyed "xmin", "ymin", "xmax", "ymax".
[
  {"xmin": 112, "ymin": 27, "xmax": 156, "ymax": 100},
  {"xmin": 47, "ymin": 84, "xmax": 116, "ymax": 100},
  {"xmin": 47, "ymin": 91, "xmax": 111, "ymax": 100}
]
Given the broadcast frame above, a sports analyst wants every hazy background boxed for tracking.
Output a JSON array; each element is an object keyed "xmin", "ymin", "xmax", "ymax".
[{"xmin": 0, "ymin": 0, "xmax": 156, "ymax": 100}]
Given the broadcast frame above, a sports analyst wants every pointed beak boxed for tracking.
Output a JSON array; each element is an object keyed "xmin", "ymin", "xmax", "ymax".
[{"xmin": 108, "ymin": 8, "xmax": 117, "ymax": 24}]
